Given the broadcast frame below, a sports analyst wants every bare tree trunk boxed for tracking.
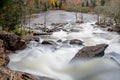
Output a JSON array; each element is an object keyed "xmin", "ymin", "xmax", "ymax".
[
  {"xmin": 75, "ymin": 12, "xmax": 78, "ymax": 21},
  {"xmin": 80, "ymin": 13, "xmax": 83, "ymax": 22},
  {"xmin": 97, "ymin": 14, "xmax": 100, "ymax": 24},
  {"xmin": 28, "ymin": 9, "xmax": 32, "ymax": 34},
  {"xmin": 43, "ymin": 12, "xmax": 47, "ymax": 32}
]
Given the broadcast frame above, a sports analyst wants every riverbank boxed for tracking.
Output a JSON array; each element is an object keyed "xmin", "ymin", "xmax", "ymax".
[{"xmin": 0, "ymin": 31, "xmax": 54, "ymax": 80}]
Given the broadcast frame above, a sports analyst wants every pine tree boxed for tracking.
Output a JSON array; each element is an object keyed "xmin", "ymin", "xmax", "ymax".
[
  {"xmin": 101, "ymin": 0, "xmax": 106, "ymax": 6},
  {"xmin": 86, "ymin": 0, "xmax": 89, "ymax": 7},
  {"xmin": 0, "ymin": 0, "xmax": 22, "ymax": 31},
  {"xmin": 82, "ymin": 2, "xmax": 85, "ymax": 7},
  {"xmin": 92, "ymin": 0, "xmax": 96, "ymax": 8}
]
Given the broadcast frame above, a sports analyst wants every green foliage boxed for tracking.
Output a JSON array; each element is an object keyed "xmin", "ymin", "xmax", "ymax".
[
  {"xmin": 58, "ymin": 1, "xmax": 62, "ymax": 9},
  {"xmin": 92, "ymin": 0, "xmax": 97, "ymax": 8},
  {"xmin": 80, "ymin": 7, "xmax": 91, "ymax": 13},
  {"xmin": 0, "ymin": 0, "xmax": 11, "ymax": 9},
  {"xmin": 101, "ymin": 0, "xmax": 106, "ymax": 6},
  {"xmin": 42, "ymin": 2, "xmax": 49, "ymax": 11},
  {"xmin": 66, "ymin": 6, "xmax": 91, "ymax": 13},
  {"xmin": 115, "ymin": 9, "xmax": 120, "ymax": 26},
  {"xmin": 0, "ymin": 0, "xmax": 22, "ymax": 31},
  {"xmin": 82, "ymin": 2, "xmax": 85, "ymax": 7},
  {"xmin": 13, "ymin": 27, "xmax": 27, "ymax": 37},
  {"xmin": 93, "ymin": 6, "xmax": 106, "ymax": 14},
  {"xmin": 86, "ymin": 0, "xmax": 89, "ymax": 7}
]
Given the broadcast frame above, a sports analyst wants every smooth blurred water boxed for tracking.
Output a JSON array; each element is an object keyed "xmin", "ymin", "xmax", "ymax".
[{"xmin": 8, "ymin": 11, "xmax": 120, "ymax": 80}]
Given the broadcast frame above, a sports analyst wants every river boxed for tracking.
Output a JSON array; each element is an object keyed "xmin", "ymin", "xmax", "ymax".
[{"xmin": 8, "ymin": 10, "xmax": 120, "ymax": 80}]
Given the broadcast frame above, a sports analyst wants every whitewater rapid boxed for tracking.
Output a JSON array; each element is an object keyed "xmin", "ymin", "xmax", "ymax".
[{"xmin": 8, "ymin": 11, "xmax": 120, "ymax": 80}]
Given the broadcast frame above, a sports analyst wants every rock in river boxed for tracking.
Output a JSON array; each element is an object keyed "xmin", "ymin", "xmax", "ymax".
[
  {"xmin": 41, "ymin": 40, "xmax": 57, "ymax": 45},
  {"xmin": 0, "ymin": 31, "xmax": 27, "ymax": 51},
  {"xmin": 71, "ymin": 44, "xmax": 108, "ymax": 61},
  {"xmin": 69, "ymin": 39, "xmax": 83, "ymax": 45}
]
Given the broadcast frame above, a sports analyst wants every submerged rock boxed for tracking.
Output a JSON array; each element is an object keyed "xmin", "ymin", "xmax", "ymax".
[
  {"xmin": 71, "ymin": 44, "xmax": 108, "ymax": 61},
  {"xmin": 57, "ymin": 39, "xmax": 62, "ymax": 43},
  {"xmin": 0, "ymin": 31, "xmax": 26, "ymax": 51},
  {"xmin": 75, "ymin": 20, "xmax": 84, "ymax": 24},
  {"xmin": 70, "ymin": 29, "xmax": 79, "ymax": 32},
  {"xmin": 69, "ymin": 39, "xmax": 83, "ymax": 45}
]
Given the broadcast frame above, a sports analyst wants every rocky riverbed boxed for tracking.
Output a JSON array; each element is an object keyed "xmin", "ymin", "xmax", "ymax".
[{"xmin": 0, "ymin": 11, "xmax": 120, "ymax": 80}]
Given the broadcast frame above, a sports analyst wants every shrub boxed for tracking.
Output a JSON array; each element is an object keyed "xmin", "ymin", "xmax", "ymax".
[
  {"xmin": 13, "ymin": 27, "xmax": 27, "ymax": 37},
  {"xmin": 65, "ymin": 6, "xmax": 91, "ymax": 13}
]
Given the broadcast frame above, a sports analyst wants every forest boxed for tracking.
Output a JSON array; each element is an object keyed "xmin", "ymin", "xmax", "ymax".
[{"xmin": 0, "ymin": 0, "xmax": 120, "ymax": 32}]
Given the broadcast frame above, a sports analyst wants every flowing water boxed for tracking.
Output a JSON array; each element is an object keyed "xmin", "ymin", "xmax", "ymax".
[{"xmin": 8, "ymin": 11, "xmax": 120, "ymax": 80}]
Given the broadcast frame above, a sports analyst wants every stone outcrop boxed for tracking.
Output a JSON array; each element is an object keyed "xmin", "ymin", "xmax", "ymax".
[
  {"xmin": 70, "ymin": 29, "xmax": 79, "ymax": 32},
  {"xmin": 0, "ymin": 31, "xmax": 27, "ymax": 51},
  {"xmin": 71, "ymin": 44, "xmax": 108, "ymax": 61}
]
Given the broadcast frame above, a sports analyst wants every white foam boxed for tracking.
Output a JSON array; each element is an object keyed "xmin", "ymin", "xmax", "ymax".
[{"xmin": 8, "ymin": 21, "xmax": 120, "ymax": 80}]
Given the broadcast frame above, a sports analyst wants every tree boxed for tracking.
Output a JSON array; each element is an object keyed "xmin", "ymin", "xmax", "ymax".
[
  {"xmin": 92, "ymin": 0, "xmax": 97, "ymax": 8},
  {"xmin": 58, "ymin": 1, "xmax": 62, "ymax": 9},
  {"xmin": 101, "ymin": 0, "xmax": 105, "ymax": 6},
  {"xmin": 0, "ymin": 0, "xmax": 22, "ymax": 31},
  {"xmin": 106, "ymin": 0, "xmax": 120, "ymax": 26},
  {"xmin": 82, "ymin": 2, "xmax": 85, "ymax": 7},
  {"xmin": 86, "ymin": 0, "xmax": 89, "ymax": 7},
  {"xmin": 94, "ymin": 6, "xmax": 105, "ymax": 24},
  {"xmin": 50, "ymin": 0, "xmax": 55, "ymax": 6}
]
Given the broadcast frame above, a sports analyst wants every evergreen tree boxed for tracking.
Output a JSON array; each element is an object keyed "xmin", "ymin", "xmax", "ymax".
[
  {"xmin": 101, "ymin": 0, "xmax": 106, "ymax": 6},
  {"xmin": 58, "ymin": 1, "xmax": 62, "ymax": 9},
  {"xmin": 92, "ymin": 0, "xmax": 96, "ymax": 8},
  {"xmin": 82, "ymin": 2, "xmax": 85, "ymax": 7},
  {"xmin": 0, "ymin": 0, "xmax": 22, "ymax": 31},
  {"xmin": 86, "ymin": 0, "xmax": 89, "ymax": 7}
]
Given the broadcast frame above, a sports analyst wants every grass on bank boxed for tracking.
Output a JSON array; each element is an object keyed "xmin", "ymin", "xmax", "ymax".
[
  {"xmin": 13, "ymin": 27, "xmax": 27, "ymax": 37},
  {"xmin": 65, "ymin": 6, "xmax": 91, "ymax": 13}
]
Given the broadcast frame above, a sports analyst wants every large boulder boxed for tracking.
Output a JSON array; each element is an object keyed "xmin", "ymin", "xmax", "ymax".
[
  {"xmin": 0, "ymin": 31, "xmax": 27, "ymax": 51},
  {"xmin": 71, "ymin": 44, "xmax": 108, "ymax": 61},
  {"xmin": 69, "ymin": 39, "xmax": 83, "ymax": 45}
]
